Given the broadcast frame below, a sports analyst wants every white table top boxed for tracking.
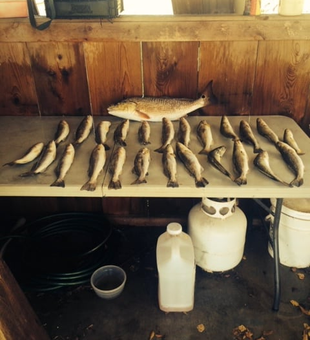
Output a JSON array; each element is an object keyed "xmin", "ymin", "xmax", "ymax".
[{"xmin": 0, "ymin": 115, "xmax": 309, "ymax": 198}]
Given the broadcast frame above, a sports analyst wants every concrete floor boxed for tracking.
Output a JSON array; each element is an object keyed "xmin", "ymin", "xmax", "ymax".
[{"xmin": 15, "ymin": 220, "xmax": 309, "ymax": 340}]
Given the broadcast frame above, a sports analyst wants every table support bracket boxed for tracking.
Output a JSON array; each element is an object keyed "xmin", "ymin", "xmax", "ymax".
[{"xmin": 253, "ymin": 198, "xmax": 283, "ymax": 312}]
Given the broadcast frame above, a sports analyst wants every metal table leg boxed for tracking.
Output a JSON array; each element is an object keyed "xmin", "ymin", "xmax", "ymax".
[
  {"xmin": 253, "ymin": 198, "xmax": 283, "ymax": 311},
  {"xmin": 272, "ymin": 198, "xmax": 283, "ymax": 311}
]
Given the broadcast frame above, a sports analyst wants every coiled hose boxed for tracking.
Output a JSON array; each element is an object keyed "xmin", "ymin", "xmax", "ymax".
[{"xmin": 1, "ymin": 213, "xmax": 114, "ymax": 292}]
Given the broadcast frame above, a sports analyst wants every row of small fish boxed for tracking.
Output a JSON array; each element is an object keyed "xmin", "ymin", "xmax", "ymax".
[{"xmin": 219, "ymin": 115, "xmax": 305, "ymax": 187}]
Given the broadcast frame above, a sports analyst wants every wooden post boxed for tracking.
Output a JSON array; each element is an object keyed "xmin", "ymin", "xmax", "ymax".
[{"xmin": 0, "ymin": 259, "xmax": 50, "ymax": 340}]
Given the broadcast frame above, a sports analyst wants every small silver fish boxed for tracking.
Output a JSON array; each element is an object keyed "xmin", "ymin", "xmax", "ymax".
[
  {"xmin": 107, "ymin": 80, "xmax": 217, "ymax": 122},
  {"xmin": 114, "ymin": 119, "xmax": 129, "ymax": 146},
  {"xmin": 197, "ymin": 120, "xmax": 213, "ymax": 154},
  {"xmin": 108, "ymin": 146, "xmax": 126, "ymax": 190},
  {"xmin": 50, "ymin": 143, "xmax": 75, "ymax": 188},
  {"xmin": 220, "ymin": 115, "xmax": 238, "ymax": 140},
  {"xmin": 138, "ymin": 121, "xmax": 151, "ymax": 145},
  {"xmin": 283, "ymin": 128, "xmax": 304, "ymax": 155},
  {"xmin": 256, "ymin": 117, "xmax": 279, "ymax": 144},
  {"xmin": 276, "ymin": 141, "xmax": 304, "ymax": 187},
  {"xmin": 131, "ymin": 147, "xmax": 151, "ymax": 185},
  {"xmin": 239, "ymin": 120, "xmax": 262, "ymax": 153},
  {"xmin": 176, "ymin": 142, "xmax": 208, "ymax": 187},
  {"xmin": 54, "ymin": 120, "xmax": 70, "ymax": 146},
  {"xmin": 20, "ymin": 140, "xmax": 57, "ymax": 177},
  {"xmin": 3, "ymin": 142, "xmax": 44, "ymax": 166},
  {"xmin": 178, "ymin": 116, "xmax": 191, "ymax": 148},
  {"xmin": 81, "ymin": 144, "xmax": 106, "ymax": 191},
  {"xmin": 253, "ymin": 150, "xmax": 290, "ymax": 187},
  {"xmin": 232, "ymin": 139, "xmax": 249, "ymax": 186},
  {"xmin": 162, "ymin": 144, "xmax": 179, "ymax": 188},
  {"xmin": 74, "ymin": 115, "xmax": 93, "ymax": 146},
  {"xmin": 208, "ymin": 145, "xmax": 234, "ymax": 181},
  {"xmin": 155, "ymin": 117, "xmax": 175, "ymax": 153},
  {"xmin": 95, "ymin": 120, "xmax": 111, "ymax": 150}
]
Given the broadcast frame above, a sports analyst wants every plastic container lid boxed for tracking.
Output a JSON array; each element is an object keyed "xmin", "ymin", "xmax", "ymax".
[
  {"xmin": 167, "ymin": 222, "xmax": 182, "ymax": 235},
  {"xmin": 270, "ymin": 198, "xmax": 310, "ymax": 220}
]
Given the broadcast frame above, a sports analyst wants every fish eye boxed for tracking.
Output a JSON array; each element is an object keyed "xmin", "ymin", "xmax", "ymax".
[{"xmin": 201, "ymin": 94, "xmax": 206, "ymax": 99}]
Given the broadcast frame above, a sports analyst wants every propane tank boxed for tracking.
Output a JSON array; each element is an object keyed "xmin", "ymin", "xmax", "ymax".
[{"xmin": 188, "ymin": 198, "xmax": 247, "ymax": 272}]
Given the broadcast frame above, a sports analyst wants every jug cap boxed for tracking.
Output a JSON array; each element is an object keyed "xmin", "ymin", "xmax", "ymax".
[{"xmin": 167, "ymin": 222, "xmax": 182, "ymax": 235}]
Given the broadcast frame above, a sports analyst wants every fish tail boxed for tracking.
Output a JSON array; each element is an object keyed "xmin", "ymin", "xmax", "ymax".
[
  {"xmin": 19, "ymin": 171, "xmax": 35, "ymax": 177},
  {"xmin": 108, "ymin": 179, "xmax": 122, "ymax": 190},
  {"xmin": 202, "ymin": 80, "xmax": 218, "ymax": 105},
  {"xmin": 195, "ymin": 177, "xmax": 209, "ymax": 188},
  {"xmin": 297, "ymin": 150, "xmax": 305, "ymax": 155},
  {"xmin": 50, "ymin": 179, "xmax": 65, "ymax": 188},
  {"xmin": 167, "ymin": 179, "xmax": 179, "ymax": 188},
  {"xmin": 103, "ymin": 144, "xmax": 110, "ymax": 151},
  {"xmin": 3, "ymin": 162, "xmax": 14, "ymax": 166},
  {"xmin": 154, "ymin": 146, "xmax": 164, "ymax": 153},
  {"xmin": 80, "ymin": 180, "xmax": 97, "ymax": 191},
  {"xmin": 131, "ymin": 178, "xmax": 147, "ymax": 185},
  {"xmin": 254, "ymin": 147, "xmax": 264, "ymax": 154},
  {"xmin": 198, "ymin": 149, "xmax": 209, "ymax": 155},
  {"xmin": 116, "ymin": 139, "xmax": 127, "ymax": 147},
  {"xmin": 290, "ymin": 178, "xmax": 303, "ymax": 187},
  {"xmin": 234, "ymin": 176, "xmax": 247, "ymax": 186}
]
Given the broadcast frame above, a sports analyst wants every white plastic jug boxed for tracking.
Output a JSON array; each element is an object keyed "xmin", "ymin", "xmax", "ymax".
[{"xmin": 156, "ymin": 222, "xmax": 196, "ymax": 312}]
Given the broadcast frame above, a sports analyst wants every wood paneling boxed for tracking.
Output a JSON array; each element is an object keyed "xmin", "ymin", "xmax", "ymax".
[
  {"xmin": 142, "ymin": 42, "xmax": 199, "ymax": 98},
  {"xmin": 84, "ymin": 41, "xmax": 142, "ymax": 115},
  {"xmin": 0, "ymin": 43, "xmax": 38, "ymax": 116},
  {"xmin": 199, "ymin": 41, "xmax": 258, "ymax": 116},
  {"xmin": 1, "ymin": 16, "xmax": 310, "ymax": 43},
  {"xmin": 252, "ymin": 41, "xmax": 310, "ymax": 124},
  {"xmin": 27, "ymin": 42, "xmax": 90, "ymax": 116}
]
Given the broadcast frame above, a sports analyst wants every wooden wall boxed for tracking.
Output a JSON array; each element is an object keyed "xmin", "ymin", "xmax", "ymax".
[{"xmin": 0, "ymin": 15, "xmax": 309, "ymax": 224}]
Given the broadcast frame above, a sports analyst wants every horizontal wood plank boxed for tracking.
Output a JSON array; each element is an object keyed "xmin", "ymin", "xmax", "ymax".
[{"xmin": 1, "ymin": 15, "xmax": 310, "ymax": 43}]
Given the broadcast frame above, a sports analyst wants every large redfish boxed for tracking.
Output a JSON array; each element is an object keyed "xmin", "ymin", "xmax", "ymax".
[{"xmin": 107, "ymin": 81, "xmax": 217, "ymax": 122}]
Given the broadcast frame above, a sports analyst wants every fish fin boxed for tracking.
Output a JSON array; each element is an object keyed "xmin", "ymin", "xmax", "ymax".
[
  {"xmin": 50, "ymin": 179, "xmax": 65, "ymax": 188},
  {"xmin": 290, "ymin": 178, "xmax": 303, "ymax": 187},
  {"xmin": 103, "ymin": 143, "xmax": 110, "ymax": 150},
  {"xmin": 195, "ymin": 177, "xmax": 209, "ymax": 188},
  {"xmin": 81, "ymin": 180, "xmax": 97, "ymax": 191},
  {"xmin": 131, "ymin": 178, "xmax": 147, "ymax": 185},
  {"xmin": 136, "ymin": 110, "xmax": 151, "ymax": 120},
  {"xmin": 167, "ymin": 180, "xmax": 179, "ymax": 188},
  {"xmin": 108, "ymin": 179, "xmax": 122, "ymax": 190},
  {"xmin": 234, "ymin": 177, "xmax": 247, "ymax": 186}
]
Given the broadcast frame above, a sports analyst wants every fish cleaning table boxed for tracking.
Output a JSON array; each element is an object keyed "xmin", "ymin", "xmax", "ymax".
[{"xmin": 0, "ymin": 115, "xmax": 309, "ymax": 311}]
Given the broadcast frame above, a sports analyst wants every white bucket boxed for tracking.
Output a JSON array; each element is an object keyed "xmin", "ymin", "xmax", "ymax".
[{"xmin": 268, "ymin": 198, "xmax": 310, "ymax": 268}]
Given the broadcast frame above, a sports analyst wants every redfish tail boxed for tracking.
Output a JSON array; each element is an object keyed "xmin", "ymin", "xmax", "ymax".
[{"xmin": 201, "ymin": 80, "xmax": 218, "ymax": 105}]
